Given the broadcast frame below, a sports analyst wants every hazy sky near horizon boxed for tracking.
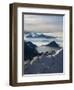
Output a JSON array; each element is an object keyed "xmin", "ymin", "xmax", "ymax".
[{"xmin": 24, "ymin": 14, "xmax": 63, "ymax": 33}]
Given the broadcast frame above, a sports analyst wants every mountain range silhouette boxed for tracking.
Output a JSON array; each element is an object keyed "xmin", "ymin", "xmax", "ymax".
[
  {"xmin": 26, "ymin": 32, "xmax": 55, "ymax": 39},
  {"xmin": 24, "ymin": 41, "xmax": 61, "ymax": 61}
]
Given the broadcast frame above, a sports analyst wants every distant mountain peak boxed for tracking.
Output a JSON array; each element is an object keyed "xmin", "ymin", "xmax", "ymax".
[
  {"xmin": 25, "ymin": 41, "xmax": 37, "ymax": 48},
  {"xmin": 25, "ymin": 32, "xmax": 55, "ymax": 39},
  {"xmin": 46, "ymin": 41, "xmax": 60, "ymax": 48}
]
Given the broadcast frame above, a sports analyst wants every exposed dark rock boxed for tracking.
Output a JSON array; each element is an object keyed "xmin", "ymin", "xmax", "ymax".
[
  {"xmin": 46, "ymin": 41, "xmax": 60, "ymax": 48},
  {"xmin": 24, "ymin": 41, "xmax": 38, "ymax": 61},
  {"xmin": 24, "ymin": 49, "xmax": 63, "ymax": 74}
]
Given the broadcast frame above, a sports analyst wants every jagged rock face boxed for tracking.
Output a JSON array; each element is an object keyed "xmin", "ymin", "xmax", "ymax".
[
  {"xmin": 24, "ymin": 41, "xmax": 38, "ymax": 61},
  {"xmin": 24, "ymin": 49, "xmax": 63, "ymax": 74}
]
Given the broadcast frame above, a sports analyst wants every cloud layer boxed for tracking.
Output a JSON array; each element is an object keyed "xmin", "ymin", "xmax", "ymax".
[{"xmin": 24, "ymin": 14, "xmax": 63, "ymax": 33}]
